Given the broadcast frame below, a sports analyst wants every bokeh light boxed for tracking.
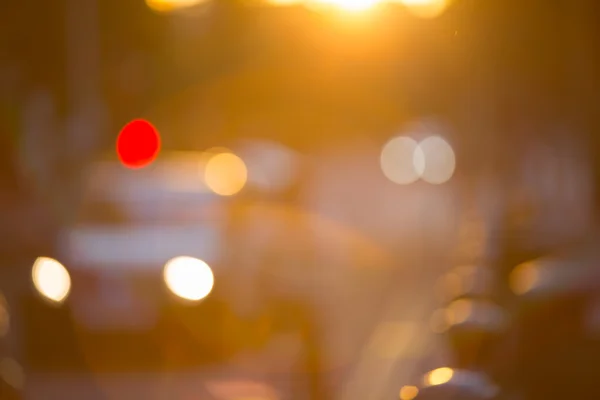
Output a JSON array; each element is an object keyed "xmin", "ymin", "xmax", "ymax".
[
  {"xmin": 399, "ymin": 385, "xmax": 419, "ymax": 400},
  {"xmin": 380, "ymin": 136, "xmax": 422, "ymax": 185},
  {"xmin": 414, "ymin": 136, "xmax": 455, "ymax": 184},
  {"xmin": 509, "ymin": 262, "xmax": 540, "ymax": 295},
  {"xmin": 444, "ymin": 299, "xmax": 474, "ymax": 325},
  {"xmin": 116, "ymin": 119, "xmax": 161, "ymax": 169},
  {"xmin": 145, "ymin": 0, "xmax": 207, "ymax": 13},
  {"xmin": 32, "ymin": 257, "xmax": 71, "ymax": 303},
  {"xmin": 426, "ymin": 367, "xmax": 454, "ymax": 386},
  {"xmin": 204, "ymin": 151, "xmax": 248, "ymax": 196},
  {"xmin": 400, "ymin": 0, "xmax": 451, "ymax": 18},
  {"xmin": 163, "ymin": 256, "xmax": 214, "ymax": 301}
]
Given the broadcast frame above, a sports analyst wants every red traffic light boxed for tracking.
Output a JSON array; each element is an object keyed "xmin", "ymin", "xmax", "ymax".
[{"xmin": 116, "ymin": 119, "xmax": 161, "ymax": 168}]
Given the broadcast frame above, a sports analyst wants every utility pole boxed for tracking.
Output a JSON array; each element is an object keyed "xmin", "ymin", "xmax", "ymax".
[
  {"xmin": 64, "ymin": 0, "xmax": 107, "ymax": 223},
  {"xmin": 65, "ymin": 0, "xmax": 106, "ymax": 166}
]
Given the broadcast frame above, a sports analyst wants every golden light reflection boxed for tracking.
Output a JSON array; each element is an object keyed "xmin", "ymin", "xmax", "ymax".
[
  {"xmin": 400, "ymin": 0, "xmax": 451, "ymax": 18},
  {"xmin": 32, "ymin": 257, "xmax": 71, "ymax": 303},
  {"xmin": 426, "ymin": 367, "xmax": 454, "ymax": 386},
  {"xmin": 163, "ymin": 256, "xmax": 214, "ymax": 301},
  {"xmin": 145, "ymin": 0, "xmax": 207, "ymax": 13},
  {"xmin": 399, "ymin": 385, "xmax": 419, "ymax": 400},
  {"xmin": 509, "ymin": 262, "xmax": 540, "ymax": 295},
  {"xmin": 204, "ymin": 152, "xmax": 248, "ymax": 196}
]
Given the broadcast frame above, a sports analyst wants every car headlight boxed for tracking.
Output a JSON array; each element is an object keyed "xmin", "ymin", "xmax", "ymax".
[
  {"xmin": 163, "ymin": 256, "xmax": 214, "ymax": 301},
  {"xmin": 32, "ymin": 257, "xmax": 71, "ymax": 304}
]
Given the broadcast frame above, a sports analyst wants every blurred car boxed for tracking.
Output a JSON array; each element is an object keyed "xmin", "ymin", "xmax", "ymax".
[
  {"xmin": 21, "ymin": 150, "xmax": 331, "ymax": 400},
  {"xmin": 23, "ymin": 152, "xmax": 227, "ymax": 372}
]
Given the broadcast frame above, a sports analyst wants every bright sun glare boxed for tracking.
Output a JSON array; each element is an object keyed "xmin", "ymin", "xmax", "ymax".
[
  {"xmin": 400, "ymin": 0, "xmax": 450, "ymax": 18},
  {"xmin": 146, "ymin": 0, "xmax": 450, "ymax": 15},
  {"xmin": 331, "ymin": 0, "xmax": 381, "ymax": 12}
]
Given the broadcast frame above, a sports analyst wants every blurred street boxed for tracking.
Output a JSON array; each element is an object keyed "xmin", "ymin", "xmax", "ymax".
[{"xmin": 4, "ymin": 0, "xmax": 600, "ymax": 399}]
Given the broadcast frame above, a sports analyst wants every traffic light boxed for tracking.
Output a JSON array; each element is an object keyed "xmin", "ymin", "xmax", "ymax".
[{"xmin": 116, "ymin": 119, "xmax": 162, "ymax": 169}]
